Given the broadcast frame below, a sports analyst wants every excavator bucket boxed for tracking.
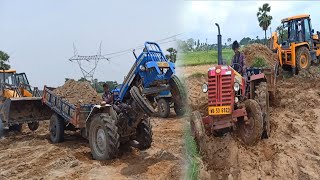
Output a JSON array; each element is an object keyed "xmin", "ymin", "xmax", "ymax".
[{"xmin": 0, "ymin": 97, "xmax": 52, "ymax": 126}]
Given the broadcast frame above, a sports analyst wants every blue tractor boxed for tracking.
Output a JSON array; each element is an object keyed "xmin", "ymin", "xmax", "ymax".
[{"xmin": 113, "ymin": 42, "xmax": 186, "ymax": 118}]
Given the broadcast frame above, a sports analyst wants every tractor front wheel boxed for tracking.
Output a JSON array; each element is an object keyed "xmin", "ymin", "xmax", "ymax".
[
  {"xmin": 254, "ymin": 82, "xmax": 271, "ymax": 138},
  {"xmin": 135, "ymin": 118, "xmax": 153, "ymax": 150},
  {"xmin": 169, "ymin": 75, "xmax": 187, "ymax": 116},
  {"xmin": 130, "ymin": 86, "xmax": 155, "ymax": 116},
  {"xmin": 89, "ymin": 113, "xmax": 119, "ymax": 160},
  {"xmin": 0, "ymin": 117, "xmax": 3, "ymax": 138},
  {"xmin": 28, "ymin": 122, "xmax": 39, "ymax": 131},
  {"xmin": 49, "ymin": 113, "xmax": 65, "ymax": 143},
  {"xmin": 296, "ymin": 47, "xmax": 311, "ymax": 72},
  {"xmin": 157, "ymin": 98, "xmax": 170, "ymax": 118},
  {"xmin": 237, "ymin": 99, "xmax": 264, "ymax": 145},
  {"xmin": 190, "ymin": 111, "xmax": 205, "ymax": 147},
  {"xmin": 9, "ymin": 124, "xmax": 22, "ymax": 132}
]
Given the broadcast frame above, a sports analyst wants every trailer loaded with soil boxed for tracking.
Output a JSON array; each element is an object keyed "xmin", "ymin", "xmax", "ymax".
[{"xmin": 43, "ymin": 80, "xmax": 152, "ymax": 160}]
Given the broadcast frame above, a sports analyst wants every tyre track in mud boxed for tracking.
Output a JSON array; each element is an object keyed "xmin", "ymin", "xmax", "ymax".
[
  {"xmin": 182, "ymin": 64, "xmax": 320, "ymax": 180},
  {"xmin": 0, "ymin": 115, "xmax": 185, "ymax": 180}
]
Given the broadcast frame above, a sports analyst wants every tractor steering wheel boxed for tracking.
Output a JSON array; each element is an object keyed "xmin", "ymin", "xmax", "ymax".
[{"xmin": 231, "ymin": 63, "xmax": 243, "ymax": 73}]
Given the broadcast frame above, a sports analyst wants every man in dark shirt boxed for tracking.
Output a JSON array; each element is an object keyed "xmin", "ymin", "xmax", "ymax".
[
  {"xmin": 102, "ymin": 83, "xmax": 113, "ymax": 104},
  {"xmin": 231, "ymin": 41, "xmax": 246, "ymax": 75}
]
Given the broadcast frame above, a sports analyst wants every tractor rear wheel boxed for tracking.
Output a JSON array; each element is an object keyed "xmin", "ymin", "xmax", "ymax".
[
  {"xmin": 157, "ymin": 98, "xmax": 170, "ymax": 118},
  {"xmin": 237, "ymin": 99, "xmax": 264, "ymax": 145},
  {"xmin": 130, "ymin": 86, "xmax": 155, "ymax": 116},
  {"xmin": 28, "ymin": 122, "xmax": 39, "ymax": 131},
  {"xmin": 49, "ymin": 113, "xmax": 65, "ymax": 143},
  {"xmin": 254, "ymin": 82, "xmax": 271, "ymax": 138},
  {"xmin": 190, "ymin": 111, "xmax": 205, "ymax": 147},
  {"xmin": 135, "ymin": 118, "xmax": 153, "ymax": 150},
  {"xmin": 89, "ymin": 113, "xmax": 119, "ymax": 160},
  {"xmin": 296, "ymin": 47, "xmax": 311, "ymax": 72},
  {"xmin": 169, "ymin": 75, "xmax": 187, "ymax": 116}
]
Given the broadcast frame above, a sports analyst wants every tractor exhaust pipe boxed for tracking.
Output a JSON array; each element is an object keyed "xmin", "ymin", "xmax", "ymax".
[{"xmin": 215, "ymin": 23, "xmax": 223, "ymax": 65}]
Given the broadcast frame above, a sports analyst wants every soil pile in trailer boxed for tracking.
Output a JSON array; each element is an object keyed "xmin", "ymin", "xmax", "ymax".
[
  {"xmin": 243, "ymin": 43, "xmax": 277, "ymax": 67},
  {"xmin": 53, "ymin": 79, "xmax": 102, "ymax": 105}
]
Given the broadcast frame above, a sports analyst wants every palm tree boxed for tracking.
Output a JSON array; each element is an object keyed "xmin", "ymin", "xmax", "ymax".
[
  {"xmin": 257, "ymin": 3, "xmax": 273, "ymax": 44},
  {"xmin": 227, "ymin": 38, "xmax": 232, "ymax": 44}
]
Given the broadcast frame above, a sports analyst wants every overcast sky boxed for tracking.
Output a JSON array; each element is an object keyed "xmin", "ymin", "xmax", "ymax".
[
  {"xmin": 179, "ymin": 1, "xmax": 320, "ymax": 45},
  {"xmin": 0, "ymin": 0, "xmax": 183, "ymax": 87},
  {"xmin": 1, "ymin": 1, "xmax": 319, "ymax": 87}
]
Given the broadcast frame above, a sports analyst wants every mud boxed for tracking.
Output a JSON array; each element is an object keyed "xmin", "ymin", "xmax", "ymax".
[
  {"xmin": 243, "ymin": 43, "xmax": 277, "ymax": 67},
  {"xmin": 53, "ymin": 79, "xmax": 102, "ymax": 105},
  {"xmin": 184, "ymin": 64, "xmax": 320, "ymax": 180},
  {"xmin": 0, "ymin": 115, "xmax": 185, "ymax": 180}
]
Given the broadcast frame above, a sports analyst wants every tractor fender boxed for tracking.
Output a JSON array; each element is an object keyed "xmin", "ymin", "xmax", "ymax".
[{"xmin": 249, "ymin": 73, "xmax": 266, "ymax": 82}]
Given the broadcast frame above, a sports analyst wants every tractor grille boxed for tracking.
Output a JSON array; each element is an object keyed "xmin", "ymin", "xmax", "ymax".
[{"xmin": 208, "ymin": 74, "xmax": 233, "ymax": 106}]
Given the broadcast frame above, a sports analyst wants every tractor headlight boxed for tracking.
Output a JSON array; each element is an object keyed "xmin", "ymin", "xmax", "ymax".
[
  {"xmin": 202, "ymin": 83, "xmax": 208, "ymax": 93},
  {"xmin": 235, "ymin": 97, "xmax": 239, "ymax": 103},
  {"xmin": 139, "ymin": 65, "xmax": 146, "ymax": 71},
  {"xmin": 233, "ymin": 82, "xmax": 240, "ymax": 91}
]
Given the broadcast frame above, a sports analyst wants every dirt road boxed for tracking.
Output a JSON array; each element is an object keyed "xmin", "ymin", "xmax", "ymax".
[
  {"xmin": 184, "ymin": 65, "xmax": 320, "ymax": 180},
  {"xmin": 0, "ymin": 115, "xmax": 185, "ymax": 180}
]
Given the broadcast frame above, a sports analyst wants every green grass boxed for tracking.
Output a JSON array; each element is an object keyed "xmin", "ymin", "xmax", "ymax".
[
  {"xmin": 177, "ymin": 49, "xmax": 234, "ymax": 66},
  {"xmin": 184, "ymin": 124, "xmax": 201, "ymax": 180},
  {"xmin": 189, "ymin": 72, "xmax": 206, "ymax": 78}
]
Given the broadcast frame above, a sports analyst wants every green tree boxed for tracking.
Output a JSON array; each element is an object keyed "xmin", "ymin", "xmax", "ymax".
[
  {"xmin": 177, "ymin": 40, "xmax": 188, "ymax": 52},
  {"xmin": 0, "ymin": 51, "xmax": 11, "ymax": 70},
  {"xmin": 166, "ymin": 48, "xmax": 177, "ymax": 63},
  {"xmin": 186, "ymin": 38, "xmax": 195, "ymax": 50},
  {"xmin": 257, "ymin": 3, "xmax": 273, "ymax": 44}
]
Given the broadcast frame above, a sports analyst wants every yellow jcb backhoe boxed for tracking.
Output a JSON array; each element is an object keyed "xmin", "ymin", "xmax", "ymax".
[
  {"xmin": 271, "ymin": 14, "xmax": 320, "ymax": 74},
  {"xmin": 0, "ymin": 69, "xmax": 51, "ymax": 136}
]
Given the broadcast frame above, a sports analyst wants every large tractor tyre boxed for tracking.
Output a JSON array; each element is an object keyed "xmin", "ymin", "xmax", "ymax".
[
  {"xmin": 89, "ymin": 113, "xmax": 120, "ymax": 160},
  {"xmin": 190, "ymin": 111, "xmax": 205, "ymax": 147},
  {"xmin": 157, "ymin": 98, "xmax": 170, "ymax": 118},
  {"xmin": 0, "ymin": 117, "xmax": 3, "ymax": 138},
  {"xmin": 296, "ymin": 47, "xmax": 311, "ymax": 72},
  {"xmin": 28, "ymin": 122, "xmax": 39, "ymax": 131},
  {"xmin": 130, "ymin": 86, "xmax": 155, "ymax": 116},
  {"xmin": 49, "ymin": 113, "xmax": 65, "ymax": 143},
  {"xmin": 169, "ymin": 75, "xmax": 187, "ymax": 116},
  {"xmin": 135, "ymin": 118, "xmax": 153, "ymax": 150},
  {"xmin": 9, "ymin": 124, "xmax": 23, "ymax": 132},
  {"xmin": 237, "ymin": 99, "xmax": 264, "ymax": 145},
  {"xmin": 254, "ymin": 82, "xmax": 271, "ymax": 139}
]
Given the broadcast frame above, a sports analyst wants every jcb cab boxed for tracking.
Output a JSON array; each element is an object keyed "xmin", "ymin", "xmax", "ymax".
[{"xmin": 271, "ymin": 14, "xmax": 320, "ymax": 74}]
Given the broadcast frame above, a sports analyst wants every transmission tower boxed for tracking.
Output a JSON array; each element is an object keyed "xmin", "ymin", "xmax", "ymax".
[{"xmin": 69, "ymin": 42, "xmax": 109, "ymax": 82}]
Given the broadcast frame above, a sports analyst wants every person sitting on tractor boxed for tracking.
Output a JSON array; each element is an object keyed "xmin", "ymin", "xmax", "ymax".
[
  {"xmin": 102, "ymin": 83, "xmax": 113, "ymax": 104},
  {"xmin": 231, "ymin": 40, "xmax": 246, "ymax": 75}
]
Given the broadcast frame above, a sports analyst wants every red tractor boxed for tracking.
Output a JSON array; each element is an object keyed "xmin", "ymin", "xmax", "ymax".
[{"xmin": 191, "ymin": 24, "xmax": 275, "ymax": 145}]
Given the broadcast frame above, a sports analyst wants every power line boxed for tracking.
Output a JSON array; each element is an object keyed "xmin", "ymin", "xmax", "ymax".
[{"xmin": 102, "ymin": 33, "xmax": 183, "ymax": 57}]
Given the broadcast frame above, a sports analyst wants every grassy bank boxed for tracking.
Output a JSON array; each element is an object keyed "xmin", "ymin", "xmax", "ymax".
[
  {"xmin": 185, "ymin": 124, "xmax": 201, "ymax": 180},
  {"xmin": 177, "ymin": 49, "xmax": 234, "ymax": 66}
]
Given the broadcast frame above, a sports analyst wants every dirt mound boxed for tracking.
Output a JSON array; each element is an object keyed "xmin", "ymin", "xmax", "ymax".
[
  {"xmin": 0, "ymin": 116, "xmax": 185, "ymax": 179},
  {"xmin": 184, "ymin": 75, "xmax": 208, "ymax": 116},
  {"xmin": 243, "ymin": 43, "xmax": 277, "ymax": 67},
  {"xmin": 183, "ymin": 65, "xmax": 320, "ymax": 179},
  {"xmin": 53, "ymin": 79, "xmax": 102, "ymax": 105}
]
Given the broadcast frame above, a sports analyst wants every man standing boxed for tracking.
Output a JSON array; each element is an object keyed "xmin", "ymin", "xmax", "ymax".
[
  {"xmin": 102, "ymin": 83, "xmax": 113, "ymax": 104},
  {"xmin": 231, "ymin": 41, "xmax": 246, "ymax": 75}
]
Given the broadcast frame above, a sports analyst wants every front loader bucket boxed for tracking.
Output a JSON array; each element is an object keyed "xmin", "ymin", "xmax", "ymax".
[{"xmin": 0, "ymin": 97, "xmax": 52, "ymax": 126}]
